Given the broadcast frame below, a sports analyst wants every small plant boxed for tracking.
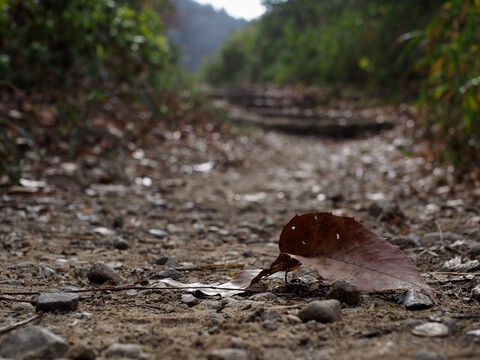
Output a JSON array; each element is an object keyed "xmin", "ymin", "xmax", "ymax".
[{"xmin": 417, "ymin": 0, "xmax": 480, "ymax": 169}]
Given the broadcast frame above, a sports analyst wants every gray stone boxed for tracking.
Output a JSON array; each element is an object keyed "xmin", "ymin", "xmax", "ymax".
[
  {"xmin": 39, "ymin": 266, "xmax": 56, "ymax": 277},
  {"xmin": 154, "ymin": 257, "xmax": 177, "ymax": 266},
  {"xmin": 467, "ymin": 329, "xmax": 480, "ymax": 337},
  {"xmin": 67, "ymin": 344, "xmax": 96, "ymax": 360},
  {"xmin": 262, "ymin": 321, "xmax": 278, "ymax": 331},
  {"xmin": 36, "ymin": 292, "xmax": 79, "ymax": 313},
  {"xmin": 287, "ymin": 314, "xmax": 302, "ymax": 324},
  {"xmin": 181, "ymin": 294, "xmax": 199, "ymax": 307},
  {"xmin": 326, "ymin": 281, "xmax": 361, "ymax": 306},
  {"xmin": 412, "ymin": 322, "xmax": 449, "ymax": 337},
  {"xmin": 103, "ymin": 343, "xmax": 145, "ymax": 359},
  {"xmin": 12, "ymin": 301, "xmax": 35, "ymax": 314},
  {"xmin": 149, "ymin": 229, "xmax": 168, "ymax": 238},
  {"xmin": 298, "ymin": 300, "xmax": 342, "ymax": 323},
  {"xmin": 248, "ymin": 292, "xmax": 277, "ymax": 301},
  {"xmin": 394, "ymin": 290, "xmax": 434, "ymax": 310},
  {"xmin": 0, "ymin": 326, "xmax": 69, "ymax": 359},
  {"xmin": 208, "ymin": 348, "xmax": 248, "ymax": 360},
  {"xmin": 87, "ymin": 263, "xmax": 123, "ymax": 285},
  {"xmin": 113, "ymin": 237, "xmax": 129, "ymax": 250},
  {"xmin": 152, "ymin": 268, "xmax": 183, "ymax": 280},
  {"xmin": 413, "ymin": 350, "xmax": 448, "ymax": 360},
  {"xmin": 259, "ymin": 310, "xmax": 281, "ymax": 322}
]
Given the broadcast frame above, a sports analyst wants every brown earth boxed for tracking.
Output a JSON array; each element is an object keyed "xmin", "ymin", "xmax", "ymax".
[{"xmin": 1, "ymin": 88, "xmax": 480, "ymax": 359}]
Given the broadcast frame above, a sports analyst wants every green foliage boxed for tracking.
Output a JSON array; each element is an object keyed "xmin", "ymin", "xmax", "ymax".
[
  {"xmin": 418, "ymin": 0, "xmax": 480, "ymax": 167},
  {"xmin": 200, "ymin": 0, "xmax": 442, "ymax": 95},
  {"xmin": 0, "ymin": 0, "xmax": 184, "ymax": 185},
  {"xmin": 199, "ymin": 25, "xmax": 259, "ymax": 84},
  {"xmin": 0, "ymin": 0, "xmax": 175, "ymax": 90}
]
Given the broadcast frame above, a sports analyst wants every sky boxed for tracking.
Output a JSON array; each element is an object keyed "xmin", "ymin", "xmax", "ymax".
[{"xmin": 193, "ymin": 0, "xmax": 265, "ymax": 20}]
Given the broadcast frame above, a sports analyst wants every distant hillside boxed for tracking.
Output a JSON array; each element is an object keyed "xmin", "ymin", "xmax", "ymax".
[{"xmin": 167, "ymin": 0, "xmax": 248, "ymax": 72}]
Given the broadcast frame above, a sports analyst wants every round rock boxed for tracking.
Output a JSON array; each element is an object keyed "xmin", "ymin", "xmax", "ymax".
[
  {"xmin": 181, "ymin": 294, "xmax": 199, "ymax": 307},
  {"xmin": 298, "ymin": 299, "xmax": 342, "ymax": 323},
  {"xmin": 152, "ymin": 268, "xmax": 183, "ymax": 280},
  {"xmin": 412, "ymin": 323, "xmax": 449, "ymax": 337},
  {"xmin": 326, "ymin": 281, "xmax": 361, "ymax": 306},
  {"xmin": 87, "ymin": 263, "xmax": 123, "ymax": 285}
]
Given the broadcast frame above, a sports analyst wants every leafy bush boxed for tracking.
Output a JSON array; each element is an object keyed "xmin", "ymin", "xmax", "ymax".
[
  {"xmin": 200, "ymin": 0, "xmax": 442, "ymax": 96},
  {"xmin": 199, "ymin": 25, "xmax": 259, "ymax": 84},
  {"xmin": 0, "ymin": 0, "xmax": 175, "ymax": 90},
  {"xmin": 0, "ymin": 0, "xmax": 182, "ymax": 185},
  {"xmin": 418, "ymin": 0, "xmax": 480, "ymax": 168}
]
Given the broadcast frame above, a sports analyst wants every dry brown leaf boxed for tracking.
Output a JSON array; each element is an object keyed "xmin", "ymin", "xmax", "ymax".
[{"xmin": 252, "ymin": 212, "xmax": 435, "ymax": 298}]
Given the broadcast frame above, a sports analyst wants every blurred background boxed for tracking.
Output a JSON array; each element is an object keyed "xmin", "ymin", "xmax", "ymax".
[{"xmin": 1, "ymin": 0, "xmax": 478, "ymax": 186}]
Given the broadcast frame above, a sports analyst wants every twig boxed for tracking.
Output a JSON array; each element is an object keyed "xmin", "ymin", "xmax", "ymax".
[
  {"xmin": 0, "ymin": 284, "xmax": 258, "ymax": 297},
  {"xmin": 265, "ymin": 304, "xmax": 302, "ymax": 310},
  {"xmin": 0, "ymin": 313, "xmax": 42, "ymax": 335},
  {"xmin": 427, "ymin": 278, "xmax": 474, "ymax": 285},
  {"xmin": 428, "ymin": 271, "xmax": 480, "ymax": 276}
]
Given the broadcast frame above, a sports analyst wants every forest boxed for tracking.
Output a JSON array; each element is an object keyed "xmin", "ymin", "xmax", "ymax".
[{"xmin": 201, "ymin": 0, "xmax": 479, "ymax": 170}]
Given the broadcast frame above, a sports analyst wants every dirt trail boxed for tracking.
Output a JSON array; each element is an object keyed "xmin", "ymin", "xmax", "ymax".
[{"xmin": 1, "ymin": 87, "xmax": 480, "ymax": 359}]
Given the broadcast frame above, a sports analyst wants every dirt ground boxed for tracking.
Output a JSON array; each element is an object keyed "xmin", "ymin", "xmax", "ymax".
[{"xmin": 1, "ymin": 91, "xmax": 480, "ymax": 359}]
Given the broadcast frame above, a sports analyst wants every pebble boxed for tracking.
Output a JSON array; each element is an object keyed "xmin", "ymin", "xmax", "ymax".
[
  {"xmin": 39, "ymin": 266, "xmax": 56, "ymax": 277},
  {"xmin": 413, "ymin": 350, "xmax": 448, "ymax": 360},
  {"xmin": 287, "ymin": 314, "xmax": 302, "ymax": 324},
  {"xmin": 326, "ymin": 280, "xmax": 361, "ymax": 306},
  {"xmin": 297, "ymin": 300, "xmax": 342, "ymax": 323},
  {"xmin": 181, "ymin": 294, "xmax": 199, "ymax": 307},
  {"xmin": 466, "ymin": 329, "xmax": 480, "ymax": 337},
  {"xmin": 262, "ymin": 321, "xmax": 278, "ymax": 331},
  {"xmin": 149, "ymin": 229, "xmax": 168, "ymax": 238},
  {"xmin": 248, "ymin": 292, "xmax": 277, "ymax": 301},
  {"xmin": 87, "ymin": 262, "xmax": 123, "ymax": 285},
  {"xmin": 151, "ymin": 268, "xmax": 183, "ymax": 280},
  {"xmin": 93, "ymin": 227, "xmax": 115, "ymax": 236},
  {"xmin": 103, "ymin": 343, "xmax": 146, "ymax": 359},
  {"xmin": 394, "ymin": 290, "xmax": 434, "ymax": 310},
  {"xmin": 259, "ymin": 310, "xmax": 281, "ymax": 322},
  {"xmin": 208, "ymin": 348, "xmax": 248, "ymax": 360},
  {"xmin": 155, "ymin": 257, "xmax": 177, "ymax": 266},
  {"xmin": 67, "ymin": 344, "xmax": 96, "ymax": 360},
  {"xmin": 36, "ymin": 292, "xmax": 79, "ymax": 312},
  {"xmin": 112, "ymin": 216, "xmax": 124, "ymax": 228},
  {"xmin": 412, "ymin": 322, "xmax": 449, "ymax": 337},
  {"xmin": 54, "ymin": 258, "xmax": 70, "ymax": 272},
  {"xmin": 0, "ymin": 326, "xmax": 69, "ymax": 359},
  {"xmin": 113, "ymin": 237, "xmax": 129, "ymax": 250},
  {"xmin": 12, "ymin": 301, "xmax": 35, "ymax": 314}
]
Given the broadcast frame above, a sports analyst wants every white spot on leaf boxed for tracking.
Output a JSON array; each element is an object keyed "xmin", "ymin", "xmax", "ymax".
[{"xmin": 336, "ymin": 233, "xmax": 340, "ymax": 240}]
